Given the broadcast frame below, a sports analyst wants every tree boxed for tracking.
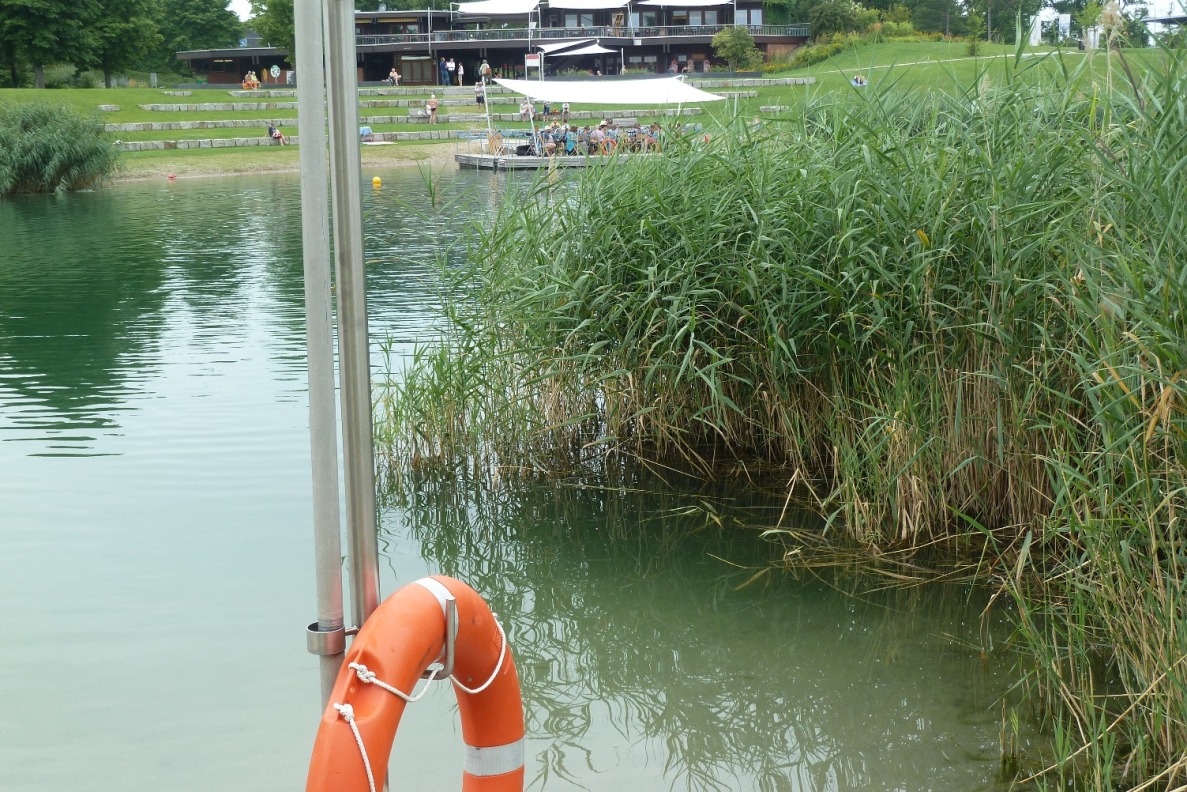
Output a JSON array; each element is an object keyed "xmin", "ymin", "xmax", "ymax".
[
  {"xmin": 249, "ymin": 0, "xmax": 294, "ymax": 63},
  {"xmin": 88, "ymin": 0, "xmax": 161, "ymax": 87},
  {"xmin": 0, "ymin": 0, "xmax": 98, "ymax": 87},
  {"xmin": 711, "ymin": 26, "xmax": 763, "ymax": 71},
  {"xmin": 808, "ymin": 0, "xmax": 858, "ymax": 36},
  {"xmin": 764, "ymin": 0, "xmax": 827, "ymax": 24},
  {"xmin": 911, "ymin": 0, "xmax": 964, "ymax": 33},
  {"xmin": 157, "ymin": 0, "xmax": 241, "ymax": 56},
  {"xmin": 1119, "ymin": 5, "xmax": 1149, "ymax": 46},
  {"xmin": 1074, "ymin": 0, "xmax": 1102, "ymax": 38},
  {"xmin": 966, "ymin": 10, "xmax": 985, "ymax": 53},
  {"xmin": 249, "ymin": 0, "xmax": 368, "ymax": 66}
]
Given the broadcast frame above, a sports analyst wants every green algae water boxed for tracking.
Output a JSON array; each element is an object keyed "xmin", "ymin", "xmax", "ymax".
[{"xmin": 0, "ymin": 169, "xmax": 1020, "ymax": 791}]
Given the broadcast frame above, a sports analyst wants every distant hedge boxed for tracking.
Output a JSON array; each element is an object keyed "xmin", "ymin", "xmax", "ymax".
[{"xmin": 0, "ymin": 103, "xmax": 118, "ymax": 195}]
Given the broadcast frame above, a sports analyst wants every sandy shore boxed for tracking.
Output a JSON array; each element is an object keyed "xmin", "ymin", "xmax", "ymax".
[{"xmin": 114, "ymin": 140, "xmax": 464, "ymax": 182}]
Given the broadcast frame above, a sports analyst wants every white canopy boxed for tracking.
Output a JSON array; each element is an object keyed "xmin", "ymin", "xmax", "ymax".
[
  {"xmin": 454, "ymin": 0, "xmax": 539, "ymax": 15},
  {"xmin": 537, "ymin": 38, "xmax": 595, "ymax": 53},
  {"xmin": 550, "ymin": 42, "xmax": 617, "ymax": 55},
  {"xmin": 546, "ymin": 0, "xmax": 630, "ymax": 8},
  {"xmin": 492, "ymin": 76, "xmax": 726, "ymax": 105},
  {"xmin": 637, "ymin": 0, "xmax": 730, "ymax": 5}
]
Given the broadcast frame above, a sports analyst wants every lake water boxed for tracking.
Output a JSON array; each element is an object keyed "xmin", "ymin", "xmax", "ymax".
[{"xmin": 0, "ymin": 168, "xmax": 1018, "ymax": 791}]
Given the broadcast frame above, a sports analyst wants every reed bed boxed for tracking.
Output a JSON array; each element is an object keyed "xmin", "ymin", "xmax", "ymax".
[
  {"xmin": 0, "ymin": 102, "xmax": 118, "ymax": 194},
  {"xmin": 378, "ymin": 48, "xmax": 1187, "ymax": 788}
]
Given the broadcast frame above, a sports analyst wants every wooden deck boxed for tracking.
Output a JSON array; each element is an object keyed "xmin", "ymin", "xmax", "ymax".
[{"xmin": 454, "ymin": 151, "xmax": 652, "ymax": 171}]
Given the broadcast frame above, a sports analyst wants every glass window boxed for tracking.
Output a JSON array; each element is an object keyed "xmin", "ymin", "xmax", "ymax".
[{"xmin": 734, "ymin": 8, "xmax": 762, "ymax": 25}]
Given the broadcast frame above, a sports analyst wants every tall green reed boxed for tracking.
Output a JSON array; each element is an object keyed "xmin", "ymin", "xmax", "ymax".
[
  {"xmin": 378, "ymin": 47, "xmax": 1186, "ymax": 788},
  {"xmin": 0, "ymin": 102, "xmax": 118, "ymax": 194}
]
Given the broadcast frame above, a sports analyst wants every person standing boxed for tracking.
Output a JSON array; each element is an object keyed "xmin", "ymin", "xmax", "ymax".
[
  {"xmin": 427, "ymin": 94, "xmax": 439, "ymax": 124},
  {"xmin": 438, "ymin": 57, "xmax": 448, "ymax": 86},
  {"xmin": 446, "ymin": 57, "xmax": 456, "ymax": 85},
  {"xmin": 457, "ymin": 61, "xmax": 465, "ymax": 85},
  {"xmin": 480, "ymin": 59, "xmax": 491, "ymax": 80},
  {"xmin": 474, "ymin": 82, "xmax": 485, "ymax": 104}
]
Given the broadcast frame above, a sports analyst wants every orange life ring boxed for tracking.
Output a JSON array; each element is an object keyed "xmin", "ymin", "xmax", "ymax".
[{"xmin": 307, "ymin": 576, "xmax": 525, "ymax": 792}]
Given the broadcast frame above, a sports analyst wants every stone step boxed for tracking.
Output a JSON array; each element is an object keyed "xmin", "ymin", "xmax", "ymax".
[
  {"xmin": 108, "ymin": 107, "xmax": 700, "ymax": 133},
  {"xmin": 116, "ymin": 129, "xmax": 461, "ymax": 151}
]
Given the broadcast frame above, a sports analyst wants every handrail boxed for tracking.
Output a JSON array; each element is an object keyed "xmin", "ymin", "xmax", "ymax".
[{"xmin": 356, "ymin": 23, "xmax": 809, "ymax": 47}]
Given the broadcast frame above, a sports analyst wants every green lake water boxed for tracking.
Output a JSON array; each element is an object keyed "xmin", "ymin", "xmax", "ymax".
[{"xmin": 0, "ymin": 168, "xmax": 1019, "ymax": 791}]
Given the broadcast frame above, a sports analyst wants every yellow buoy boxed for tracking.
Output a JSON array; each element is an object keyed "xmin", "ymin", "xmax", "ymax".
[{"xmin": 372, "ymin": 176, "xmax": 382, "ymax": 188}]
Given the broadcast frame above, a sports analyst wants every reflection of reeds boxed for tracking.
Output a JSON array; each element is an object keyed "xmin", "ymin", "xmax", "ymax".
[
  {"xmin": 377, "ymin": 49, "xmax": 1187, "ymax": 789},
  {"xmin": 382, "ymin": 472, "xmax": 1014, "ymax": 791}
]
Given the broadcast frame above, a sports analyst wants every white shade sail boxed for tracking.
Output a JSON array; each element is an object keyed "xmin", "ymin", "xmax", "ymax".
[
  {"xmin": 546, "ymin": 0, "xmax": 631, "ymax": 8},
  {"xmin": 454, "ymin": 0, "xmax": 539, "ymax": 15},
  {"xmin": 549, "ymin": 42, "xmax": 616, "ymax": 55},
  {"xmin": 537, "ymin": 38, "xmax": 595, "ymax": 53},
  {"xmin": 637, "ymin": 0, "xmax": 730, "ymax": 5},
  {"xmin": 493, "ymin": 76, "xmax": 726, "ymax": 104}
]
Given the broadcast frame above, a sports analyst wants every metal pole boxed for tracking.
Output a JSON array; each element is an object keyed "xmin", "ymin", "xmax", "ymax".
[
  {"xmin": 483, "ymin": 76, "xmax": 493, "ymax": 139},
  {"xmin": 296, "ymin": 0, "xmax": 347, "ymax": 706},
  {"xmin": 325, "ymin": 0, "xmax": 381, "ymax": 631}
]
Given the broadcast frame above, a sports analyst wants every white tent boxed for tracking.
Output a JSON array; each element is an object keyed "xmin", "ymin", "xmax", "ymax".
[
  {"xmin": 492, "ymin": 76, "xmax": 725, "ymax": 104},
  {"xmin": 547, "ymin": 0, "xmax": 630, "ymax": 7},
  {"xmin": 550, "ymin": 42, "xmax": 617, "ymax": 55},
  {"xmin": 636, "ymin": 0, "xmax": 730, "ymax": 5},
  {"xmin": 537, "ymin": 38, "xmax": 596, "ymax": 53},
  {"xmin": 454, "ymin": 0, "xmax": 539, "ymax": 15}
]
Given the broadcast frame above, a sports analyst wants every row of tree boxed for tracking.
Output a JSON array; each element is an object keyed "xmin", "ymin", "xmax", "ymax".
[
  {"xmin": 785, "ymin": 0, "xmax": 1150, "ymax": 43},
  {"xmin": 0, "ymin": 0, "xmax": 241, "ymax": 88}
]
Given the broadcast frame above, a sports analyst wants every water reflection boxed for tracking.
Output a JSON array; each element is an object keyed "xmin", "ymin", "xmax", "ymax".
[
  {"xmin": 0, "ymin": 194, "xmax": 169, "ymax": 450},
  {"xmin": 386, "ymin": 472, "xmax": 1014, "ymax": 792},
  {"xmin": 0, "ymin": 171, "xmax": 498, "ymax": 455}
]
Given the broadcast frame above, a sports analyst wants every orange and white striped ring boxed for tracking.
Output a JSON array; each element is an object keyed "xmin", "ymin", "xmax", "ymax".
[{"xmin": 307, "ymin": 575, "xmax": 525, "ymax": 792}]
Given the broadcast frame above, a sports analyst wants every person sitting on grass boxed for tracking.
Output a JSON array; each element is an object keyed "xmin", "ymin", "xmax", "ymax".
[{"xmin": 267, "ymin": 123, "xmax": 289, "ymax": 145}]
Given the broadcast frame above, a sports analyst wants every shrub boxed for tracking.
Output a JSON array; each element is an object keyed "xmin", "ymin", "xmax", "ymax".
[
  {"xmin": 0, "ymin": 103, "xmax": 119, "ymax": 194},
  {"xmin": 791, "ymin": 40, "xmax": 845, "ymax": 67}
]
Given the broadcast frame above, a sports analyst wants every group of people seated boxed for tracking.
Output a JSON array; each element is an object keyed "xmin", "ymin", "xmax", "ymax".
[
  {"xmin": 528, "ymin": 120, "xmax": 662, "ymax": 157},
  {"xmin": 242, "ymin": 70, "xmax": 261, "ymax": 90}
]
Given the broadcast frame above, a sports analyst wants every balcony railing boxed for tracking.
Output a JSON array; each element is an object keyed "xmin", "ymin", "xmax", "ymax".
[{"xmin": 356, "ymin": 23, "xmax": 809, "ymax": 48}]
